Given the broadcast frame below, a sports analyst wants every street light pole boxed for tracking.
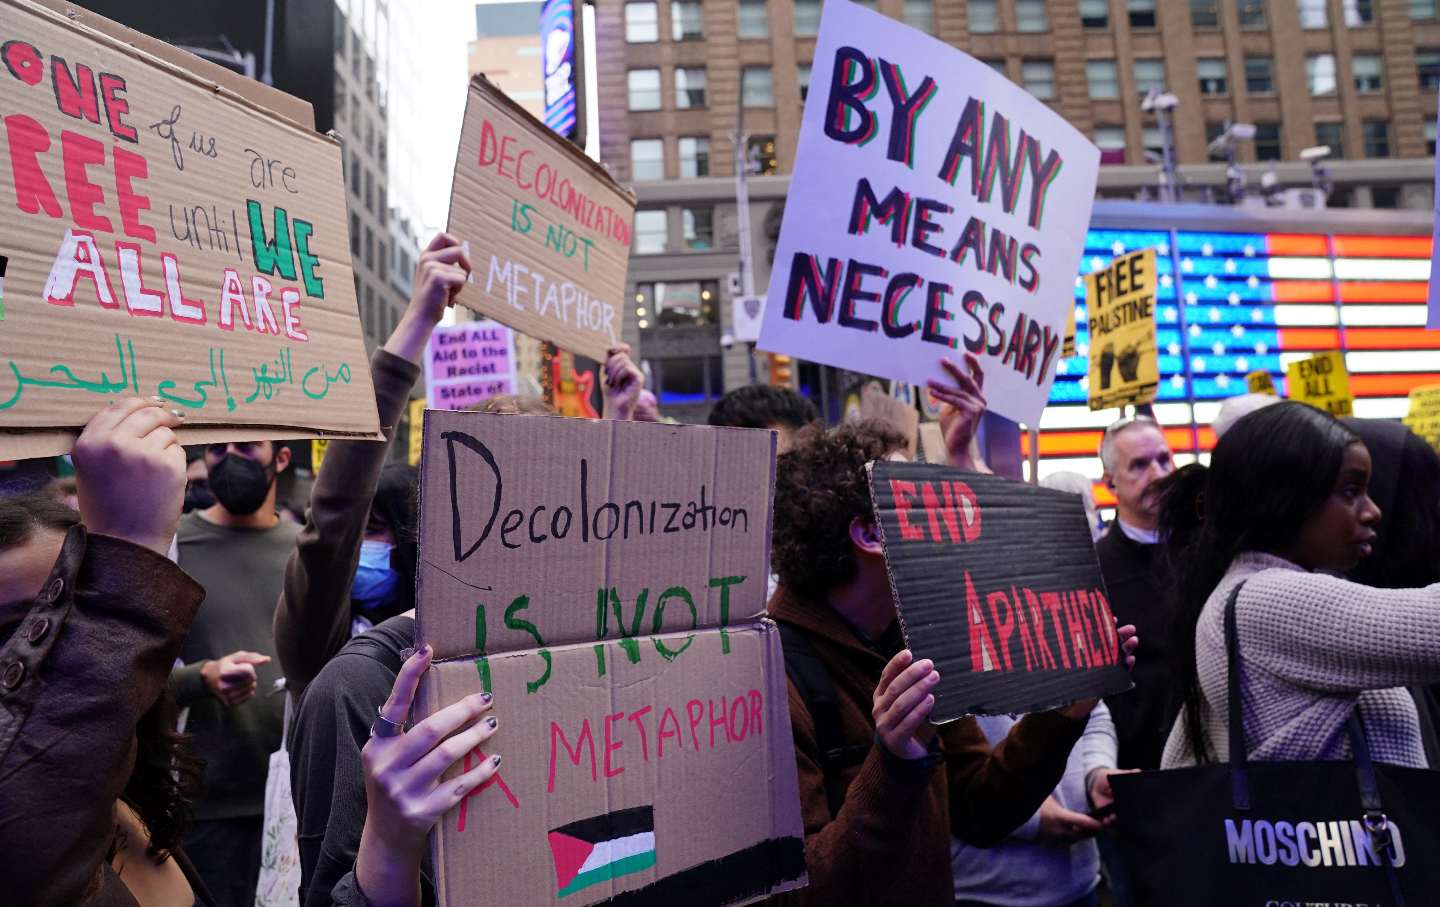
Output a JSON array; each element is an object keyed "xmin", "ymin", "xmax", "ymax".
[{"xmin": 734, "ymin": 108, "xmax": 759, "ymax": 384}]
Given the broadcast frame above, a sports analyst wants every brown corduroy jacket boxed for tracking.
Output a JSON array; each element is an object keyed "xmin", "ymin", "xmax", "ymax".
[{"xmin": 765, "ymin": 587, "xmax": 1086, "ymax": 907}]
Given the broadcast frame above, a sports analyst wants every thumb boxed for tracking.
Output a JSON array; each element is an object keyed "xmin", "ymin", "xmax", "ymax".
[
  {"xmin": 1055, "ymin": 806, "xmax": 1104, "ymax": 833},
  {"xmin": 232, "ymin": 651, "xmax": 272, "ymax": 665}
]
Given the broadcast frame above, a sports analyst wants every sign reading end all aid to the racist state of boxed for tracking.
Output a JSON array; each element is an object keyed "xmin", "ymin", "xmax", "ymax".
[
  {"xmin": 867, "ymin": 461, "xmax": 1131, "ymax": 719},
  {"xmin": 413, "ymin": 411, "xmax": 806, "ymax": 905},
  {"xmin": 758, "ymin": 0, "xmax": 1100, "ymax": 428},
  {"xmin": 0, "ymin": 0, "xmax": 380, "ymax": 458},
  {"xmin": 447, "ymin": 76, "xmax": 635, "ymax": 363}
]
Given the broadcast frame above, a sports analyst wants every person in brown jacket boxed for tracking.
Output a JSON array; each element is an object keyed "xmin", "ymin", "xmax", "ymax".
[{"xmin": 767, "ymin": 354, "xmax": 1137, "ymax": 907}]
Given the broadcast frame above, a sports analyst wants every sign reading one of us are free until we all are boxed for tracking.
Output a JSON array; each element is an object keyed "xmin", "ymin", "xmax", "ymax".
[
  {"xmin": 0, "ymin": 0, "xmax": 381, "ymax": 457},
  {"xmin": 447, "ymin": 76, "xmax": 636, "ymax": 363},
  {"xmin": 758, "ymin": 0, "xmax": 1101, "ymax": 427}
]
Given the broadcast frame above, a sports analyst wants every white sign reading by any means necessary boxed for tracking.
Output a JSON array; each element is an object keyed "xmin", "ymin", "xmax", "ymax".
[{"xmin": 758, "ymin": 0, "xmax": 1101, "ymax": 426}]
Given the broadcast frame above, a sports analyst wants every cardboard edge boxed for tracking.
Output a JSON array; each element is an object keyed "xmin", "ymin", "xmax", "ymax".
[
  {"xmin": 863, "ymin": 459, "xmax": 917, "ymax": 674},
  {"xmin": 0, "ymin": 425, "xmax": 385, "ymax": 461}
]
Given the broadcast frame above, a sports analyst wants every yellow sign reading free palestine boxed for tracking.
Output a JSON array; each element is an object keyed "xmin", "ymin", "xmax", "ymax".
[
  {"xmin": 1403, "ymin": 384, "xmax": 1440, "ymax": 452},
  {"xmin": 1286, "ymin": 351, "xmax": 1353, "ymax": 418},
  {"xmin": 1086, "ymin": 248, "xmax": 1158, "ymax": 411}
]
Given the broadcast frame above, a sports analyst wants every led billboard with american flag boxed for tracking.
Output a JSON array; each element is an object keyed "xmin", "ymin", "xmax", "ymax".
[{"xmin": 1036, "ymin": 212, "xmax": 1434, "ymax": 509}]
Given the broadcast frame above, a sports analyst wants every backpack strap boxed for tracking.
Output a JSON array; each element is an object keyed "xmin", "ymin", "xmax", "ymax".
[{"xmin": 776, "ymin": 621, "xmax": 870, "ymax": 815}]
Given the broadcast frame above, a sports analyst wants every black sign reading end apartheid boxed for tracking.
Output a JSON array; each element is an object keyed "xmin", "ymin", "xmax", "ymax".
[{"xmin": 867, "ymin": 461, "xmax": 1132, "ymax": 720}]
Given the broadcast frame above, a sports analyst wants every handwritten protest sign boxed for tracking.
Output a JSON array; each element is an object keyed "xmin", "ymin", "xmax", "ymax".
[
  {"xmin": 447, "ymin": 77, "xmax": 635, "ymax": 361},
  {"xmin": 1246, "ymin": 370, "xmax": 1278, "ymax": 396},
  {"xmin": 1286, "ymin": 351, "xmax": 1353, "ymax": 418},
  {"xmin": 867, "ymin": 461, "xmax": 1131, "ymax": 718},
  {"xmin": 757, "ymin": 0, "xmax": 1100, "ymax": 426},
  {"xmin": 424, "ymin": 320, "xmax": 516, "ymax": 410},
  {"xmin": 0, "ymin": 0, "xmax": 380, "ymax": 457},
  {"xmin": 414, "ymin": 411, "xmax": 805, "ymax": 904},
  {"xmin": 1403, "ymin": 383, "xmax": 1440, "ymax": 452},
  {"xmin": 1087, "ymin": 249, "xmax": 1158, "ymax": 411}
]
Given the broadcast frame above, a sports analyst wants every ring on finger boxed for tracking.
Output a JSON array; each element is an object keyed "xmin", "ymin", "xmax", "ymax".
[{"xmin": 371, "ymin": 706, "xmax": 406, "ymax": 738}]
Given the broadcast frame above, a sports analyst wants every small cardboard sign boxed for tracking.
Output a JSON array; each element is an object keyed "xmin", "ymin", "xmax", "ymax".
[
  {"xmin": 447, "ymin": 77, "xmax": 635, "ymax": 361},
  {"xmin": 414, "ymin": 411, "xmax": 805, "ymax": 905},
  {"xmin": 757, "ymin": 0, "xmax": 1100, "ymax": 427},
  {"xmin": 855, "ymin": 382, "xmax": 918, "ymax": 458},
  {"xmin": 1286, "ymin": 351, "xmax": 1353, "ymax": 418},
  {"xmin": 1086, "ymin": 249, "xmax": 1158, "ymax": 411},
  {"xmin": 867, "ymin": 460, "xmax": 1132, "ymax": 719},
  {"xmin": 1246, "ymin": 370, "xmax": 1278, "ymax": 396},
  {"xmin": 1061, "ymin": 303, "xmax": 1077, "ymax": 359},
  {"xmin": 0, "ymin": 0, "xmax": 380, "ymax": 458},
  {"xmin": 407, "ymin": 397, "xmax": 424, "ymax": 465},
  {"xmin": 1403, "ymin": 383, "xmax": 1440, "ymax": 452},
  {"xmin": 424, "ymin": 320, "xmax": 516, "ymax": 410}
]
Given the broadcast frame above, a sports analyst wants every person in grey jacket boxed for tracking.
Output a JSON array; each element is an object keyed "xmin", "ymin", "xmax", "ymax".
[{"xmin": 1157, "ymin": 401, "xmax": 1440, "ymax": 770}]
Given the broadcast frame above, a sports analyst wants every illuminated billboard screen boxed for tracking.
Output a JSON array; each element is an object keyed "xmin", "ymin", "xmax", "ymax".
[
  {"xmin": 1039, "ymin": 229, "xmax": 1436, "ymax": 507},
  {"xmin": 541, "ymin": 0, "xmax": 578, "ymax": 140}
]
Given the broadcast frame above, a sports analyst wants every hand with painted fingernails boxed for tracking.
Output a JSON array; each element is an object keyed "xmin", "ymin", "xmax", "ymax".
[
  {"xmin": 356, "ymin": 644, "xmax": 500, "ymax": 907},
  {"xmin": 73, "ymin": 397, "xmax": 186, "ymax": 556},
  {"xmin": 873, "ymin": 649, "xmax": 941, "ymax": 761}
]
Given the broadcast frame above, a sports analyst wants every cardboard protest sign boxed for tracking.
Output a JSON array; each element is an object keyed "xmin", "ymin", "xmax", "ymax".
[
  {"xmin": 857, "ymin": 381, "xmax": 918, "ymax": 458},
  {"xmin": 867, "ymin": 460, "xmax": 1131, "ymax": 718},
  {"xmin": 447, "ymin": 77, "xmax": 635, "ymax": 361},
  {"xmin": 414, "ymin": 411, "xmax": 805, "ymax": 905},
  {"xmin": 1286, "ymin": 351, "xmax": 1353, "ymax": 418},
  {"xmin": 1245, "ymin": 370, "xmax": 1278, "ymax": 396},
  {"xmin": 0, "ymin": 0, "xmax": 380, "ymax": 458},
  {"xmin": 424, "ymin": 320, "xmax": 516, "ymax": 410},
  {"xmin": 757, "ymin": 0, "xmax": 1100, "ymax": 426},
  {"xmin": 1403, "ymin": 383, "xmax": 1440, "ymax": 452},
  {"xmin": 1086, "ymin": 249, "xmax": 1157, "ymax": 411},
  {"xmin": 1061, "ymin": 303, "xmax": 1077, "ymax": 359},
  {"xmin": 918, "ymin": 421, "xmax": 945, "ymax": 464}
]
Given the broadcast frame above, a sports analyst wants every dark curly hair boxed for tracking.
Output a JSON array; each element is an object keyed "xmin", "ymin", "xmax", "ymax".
[
  {"xmin": 772, "ymin": 420, "xmax": 908, "ymax": 601},
  {"xmin": 708, "ymin": 385, "xmax": 819, "ymax": 431}
]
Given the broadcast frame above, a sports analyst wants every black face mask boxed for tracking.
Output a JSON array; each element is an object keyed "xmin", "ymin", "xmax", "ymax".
[
  {"xmin": 183, "ymin": 479, "xmax": 216, "ymax": 513},
  {"xmin": 208, "ymin": 455, "xmax": 275, "ymax": 516}
]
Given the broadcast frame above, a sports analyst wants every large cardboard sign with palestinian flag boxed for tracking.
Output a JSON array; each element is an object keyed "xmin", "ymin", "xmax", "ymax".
[{"xmin": 414, "ymin": 410, "xmax": 806, "ymax": 905}]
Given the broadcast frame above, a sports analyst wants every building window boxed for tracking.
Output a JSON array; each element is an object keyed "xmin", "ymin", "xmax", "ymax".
[
  {"xmin": 1343, "ymin": 0, "xmax": 1375, "ymax": 24},
  {"xmin": 378, "ymin": 240, "xmax": 387, "ymax": 282},
  {"xmin": 982, "ymin": 58, "xmax": 1006, "ymax": 75},
  {"xmin": 349, "ymin": 153, "xmax": 361, "ymax": 195},
  {"xmin": 1016, "ymin": 0, "xmax": 1050, "ymax": 31},
  {"xmin": 1255, "ymin": 122, "xmax": 1281, "ymax": 160},
  {"xmin": 349, "ymin": 212, "xmax": 360, "ymax": 256},
  {"xmin": 1412, "ymin": 0, "xmax": 1438, "ymax": 20},
  {"xmin": 1134, "ymin": 59, "xmax": 1166, "ymax": 95},
  {"xmin": 1198, "ymin": 58, "xmax": 1228, "ymax": 95},
  {"xmin": 1425, "ymin": 118, "xmax": 1437, "ymax": 154},
  {"xmin": 364, "ymin": 287, "xmax": 374, "ymax": 338},
  {"xmin": 364, "ymin": 226, "xmax": 374, "ymax": 270},
  {"xmin": 1418, "ymin": 50, "xmax": 1440, "ymax": 89},
  {"xmin": 631, "ymin": 138, "xmax": 665, "ymax": 180},
  {"xmin": 1306, "ymin": 54, "xmax": 1337, "ymax": 95},
  {"xmin": 737, "ymin": 0, "xmax": 768, "ymax": 37},
  {"xmin": 628, "ymin": 69, "xmax": 662, "ymax": 110},
  {"xmin": 1352, "ymin": 55, "xmax": 1384, "ymax": 92},
  {"xmin": 335, "ymin": 11, "xmax": 347, "ymax": 56},
  {"xmin": 1191, "ymin": 0, "xmax": 1220, "ymax": 27},
  {"xmin": 1095, "ymin": 126, "xmax": 1126, "ymax": 155},
  {"xmin": 1087, "ymin": 60, "xmax": 1120, "ymax": 99},
  {"xmin": 1022, "ymin": 60, "xmax": 1056, "ymax": 100},
  {"xmin": 798, "ymin": 64, "xmax": 812, "ymax": 101},
  {"xmin": 1142, "ymin": 126, "xmax": 1164, "ymax": 159},
  {"xmin": 676, "ymin": 67, "xmax": 707, "ymax": 108},
  {"xmin": 636, "ymin": 281, "xmax": 720, "ymax": 330},
  {"xmin": 1129, "ymin": 0, "xmax": 1157, "ymax": 28},
  {"xmin": 634, "ymin": 210, "xmax": 669, "ymax": 253},
  {"xmin": 1297, "ymin": 0, "xmax": 1327, "ymax": 28},
  {"xmin": 625, "ymin": 2, "xmax": 659, "ymax": 41},
  {"xmin": 1080, "ymin": 0, "xmax": 1109, "ymax": 28},
  {"xmin": 678, "ymin": 136, "xmax": 711, "ymax": 177},
  {"xmin": 364, "ymin": 169, "xmax": 374, "ymax": 213},
  {"xmin": 672, "ymin": 0, "xmax": 704, "ymax": 39},
  {"xmin": 742, "ymin": 67, "xmax": 774, "ymax": 106},
  {"xmin": 1363, "ymin": 120, "xmax": 1391, "ymax": 157},
  {"xmin": 1205, "ymin": 122, "xmax": 1227, "ymax": 160},
  {"xmin": 1371, "ymin": 186, "xmax": 1401, "ymax": 208},
  {"xmin": 1238, "ymin": 0, "xmax": 1267, "ymax": 27},
  {"xmin": 682, "ymin": 207, "xmax": 714, "ymax": 250},
  {"xmin": 652, "ymin": 356, "xmax": 723, "ymax": 404},
  {"xmin": 903, "ymin": 0, "xmax": 936, "ymax": 33},
  {"xmin": 1315, "ymin": 121, "xmax": 1345, "ymax": 158},
  {"xmin": 795, "ymin": 0, "xmax": 821, "ymax": 35},
  {"xmin": 969, "ymin": 0, "xmax": 1000, "ymax": 32},
  {"xmin": 748, "ymin": 135, "xmax": 779, "ymax": 175},
  {"xmin": 1245, "ymin": 56, "xmax": 1274, "ymax": 93}
]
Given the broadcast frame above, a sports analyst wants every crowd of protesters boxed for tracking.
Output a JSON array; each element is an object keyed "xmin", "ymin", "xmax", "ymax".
[{"xmin": 4, "ymin": 232, "xmax": 1440, "ymax": 907}]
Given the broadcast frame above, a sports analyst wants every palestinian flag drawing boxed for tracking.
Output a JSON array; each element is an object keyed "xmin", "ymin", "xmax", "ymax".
[{"xmin": 547, "ymin": 805, "xmax": 657, "ymax": 899}]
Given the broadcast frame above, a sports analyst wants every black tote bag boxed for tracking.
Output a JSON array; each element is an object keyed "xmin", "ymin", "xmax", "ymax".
[{"xmin": 1110, "ymin": 583, "xmax": 1440, "ymax": 906}]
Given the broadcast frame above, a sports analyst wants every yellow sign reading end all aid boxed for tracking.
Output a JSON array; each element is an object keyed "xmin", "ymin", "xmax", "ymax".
[
  {"xmin": 1285, "ymin": 351, "xmax": 1353, "ymax": 418},
  {"xmin": 1086, "ymin": 248, "xmax": 1159, "ymax": 411},
  {"xmin": 1403, "ymin": 384, "xmax": 1440, "ymax": 452}
]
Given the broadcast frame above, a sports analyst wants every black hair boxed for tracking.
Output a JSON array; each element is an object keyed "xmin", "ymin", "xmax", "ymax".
[
  {"xmin": 707, "ymin": 385, "xmax": 819, "ymax": 431},
  {"xmin": 367, "ymin": 461, "xmax": 419, "ymax": 620},
  {"xmin": 1157, "ymin": 401, "xmax": 1360, "ymax": 763},
  {"xmin": 1343, "ymin": 418, "xmax": 1440, "ymax": 589},
  {"xmin": 0, "ymin": 493, "xmax": 202, "ymax": 860}
]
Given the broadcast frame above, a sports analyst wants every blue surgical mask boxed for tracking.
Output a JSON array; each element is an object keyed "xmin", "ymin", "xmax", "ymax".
[{"xmin": 352, "ymin": 540, "xmax": 399, "ymax": 608}]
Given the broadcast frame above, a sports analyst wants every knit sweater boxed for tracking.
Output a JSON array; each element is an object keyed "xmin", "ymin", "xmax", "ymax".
[{"xmin": 1161, "ymin": 552, "xmax": 1440, "ymax": 769}]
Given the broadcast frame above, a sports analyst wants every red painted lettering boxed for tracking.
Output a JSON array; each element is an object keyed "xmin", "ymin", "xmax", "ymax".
[
  {"xmin": 98, "ymin": 72, "xmax": 137, "ymax": 142},
  {"xmin": 685, "ymin": 698, "xmax": 704, "ymax": 751},
  {"xmin": 627, "ymin": 705, "xmax": 653, "ymax": 761},
  {"xmin": 965, "ymin": 569, "xmax": 1001, "ymax": 672},
  {"xmin": 2, "ymin": 40, "xmax": 44, "ymax": 86},
  {"xmin": 60, "ymin": 130, "xmax": 112, "ymax": 232},
  {"xmin": 891, "ymin": 479, "xmax": 926, "ymax": 541},
  {"xmin": 657, "ymin": 706, "xmax": 682, "ymax": 759},
  {"xmin": 1023, "ymin": 588, "xmax": 1056, "ymax": 670},
  {"xmin": 111, "ymin": 146, "xmax": 154, "ymax": 241},
  {"xmin": 6, "ymin": 114, "xmax": 61, "ymax": 218},
  {"xmin": 52, "ymin": 57, "xmax": 100, "ymax": 125},
  {"xmin": 728, "ymin": 695, "xmax": 748, "ymax": 741},
  {"xmin": 1010, "ymin": 585, "xmax": 1036, "ymax": 672},
  {"xmin": 952, "ymin": 481, "xmax": 982, "ymax": 541},
  {"xmin": 602, "ymin": 711, "xmax": 626, "ymax": 778},
  {"xmin": 985, "ymin": 589, "xmax": 1016, "ymax": 671},
  {"xmin": 546, "ymin": 718, "xmax": 597, "ymax": 793},
  {"xmin": 1040, "ymin": 591, "xmax": 1071, "ymax": 668},
  {"xmin": 708, "ymin": 697, "xmax": 731, "ymax": 749},
  {"xmin": 748, "ymin": 689, "xmax": 763, "ymax": 737}
]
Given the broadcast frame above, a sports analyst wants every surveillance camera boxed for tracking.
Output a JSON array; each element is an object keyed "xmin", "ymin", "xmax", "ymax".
[
  {"xmin": 1300, "ymin": 145, "xmax": 1332, "ymax": 163},
  {"xmin": 1230, "ymin": 123, "xmax": 1257, "ymax": 141}
]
